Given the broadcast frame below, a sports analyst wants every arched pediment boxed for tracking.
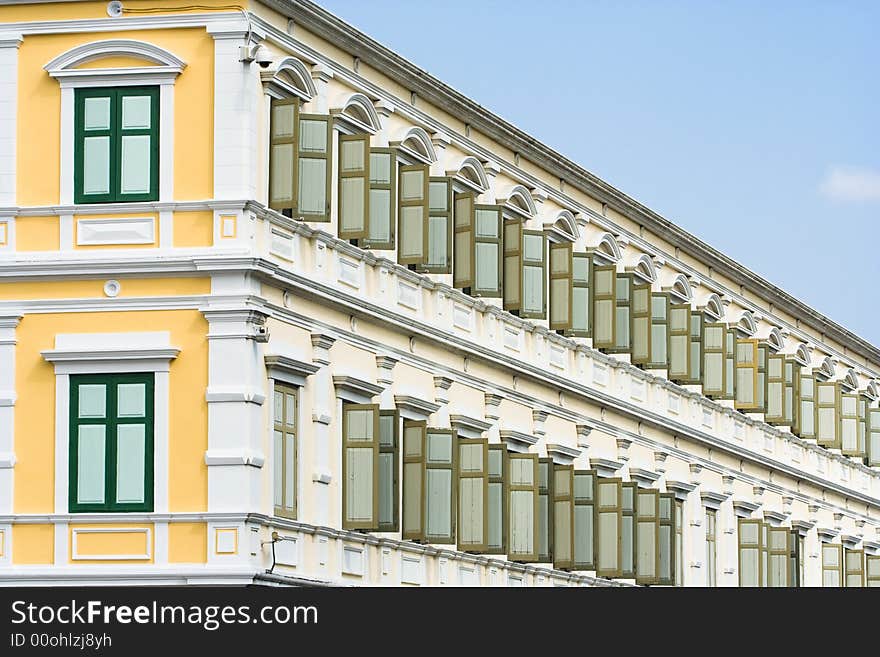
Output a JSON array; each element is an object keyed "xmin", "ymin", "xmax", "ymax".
[
  {"xmin": 592, "ymin": 232, "xmax": 621, "ymax": 263},
  {"xmin": 332, "ymin": 92, "xmax": 382, "ymax": 133},
  {"xmin": 794, "ymin": 343, "xmax": 811, "ymax": 367},
  {"xmin": 550, "ymin": 210, "xmax": 579, "ymax": 242},
  {"xmin": 766, "ymin": 327, "xmax": 785, "ymax": 352},
  {"xmin": 737, "ymin": 311, "xmax": 757, "ymax": 336},
  {"xmin": 392, "ymin": 126, "xmax": 437, "ymax": 163},
  {"xmin": 447, "ymin": 156, "xmax": 489, "ymax": 192},
  {"xmin": 844, "ymin": 369, "xmax": 859, "ymax": 391},
  {"xmin": 628, "ymin": 254, "xmax": 657, "ymax": 283},
  {"xmin": 45, "ymin": 39, "xmax": 186, "ymax": 75},
  {"xmin": 702, "ymin": 293, "xmax": 725, "ymax": 320},
  {"xmin": 665, "ymin": 273, "xmax": 692, "ymax": 302},
  {"xmin": 498, "ymin": 184, "xmax": 537, "ymax": 218},
  {"xmin": 866, "ymin": 381, "xmax": 879, "ymax": 400},
  {"xmin": 269, "ymin": 56, "xmax": 317, "ymax": 100},
  {"xmin": 818, "ymin": 356, "xmax": 836, "ymax": 380}
]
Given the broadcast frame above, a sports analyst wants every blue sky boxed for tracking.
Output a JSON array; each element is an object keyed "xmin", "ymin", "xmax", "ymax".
[{"xmin": 316, "ymin": 0, "xmax": 880, "ymax": 345}]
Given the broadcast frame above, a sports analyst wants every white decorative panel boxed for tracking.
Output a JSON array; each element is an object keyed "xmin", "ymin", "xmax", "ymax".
[
  {"xmin": 453, "ymin": 304, "xmax": 472, "ymax": 331},
  {"xmin": 763, "ymin": 433, "xmax": 774, "ymax": 453},
  {"xmin": 397, "ymin": 281, "xmax": 421, "ymax": 311},
  {"xmin": 438, "ymin": 557, "xmax": 448, "ymax": 584},
  {"xmin": 342, "ymin": 545, "xmax": 364, "ymax": 576},
  {"xmin": 270, "ymin": 229, "xmax": 294, "ymax": 260},
  {"xmin": 631, "ymin": 378, "xmax": 646, "ymax": 402},
  {"xmin": 381, "ymin": 548, "xmax": 391, "ymax": 575},
  {"xmin": 503, "ymin": 326, "xmax": 521, "ymax": 351},
  {"xmin": 337, "ymin": 256, "xmax": 361, "ymax": 289},
  {"xmin": 592, "ymin": 362, "xmax": 608, "ymax": 387},
  {"xmin": 667, "ymin": 392, "xmax": 680, "ymax": 414},
  {"xmin": 458, "ymin": 565, "xmax": 478, "ymax": 586},
  {"xmin": 702, "ymin": 408, "xmax": 713, "ymax": 428},
  {"xmin": 71, "ymin": 527, "xmax": 151, "ymax": 561},
  {"xmin": 550, "ymin": 345, "xmax": 565, "ymax": 370},
  {"xmin": 791, "ymin": 444, "xmax": 802, "ymax": 463},
  {"xmin": 508, "ymin": 574, "xmax": 524, "ymax": 587},
  {"xmin": 77, "ymin": 217, "xmax": 155, "ymax": 245},
  {"xmin": 734, "ymin": 421, "xmax": 745, "ymax": 441},
  {"xmin": 401, "ymin": 554, "xmax": 423, "ymax": 585},
  {"xmin": 317, "ymin": 536, "xmax": 328, "ymax": 566},
  {"xmin": 275, "ymin": 537, "xmax": 298, "ymax": 566}
]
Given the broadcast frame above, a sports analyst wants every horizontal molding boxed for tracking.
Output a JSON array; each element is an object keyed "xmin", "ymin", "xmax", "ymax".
[
  {"xmin": 205, "ymin": 386, "xmax": 266, "ymax": 405},
  {"xmin": 0, "ymin": 452, "xmax": 15, "ymax": 468},
  {"xmin": 71, "ymin": 527, "xmax": 151, "ymax": 561},
  {"xmin": 204, "ymin": 449, "xmax": 265, "ymax": 467},
  {"xmin": 76, "ymin": 217, "xmax": 155, "ymax": 246}
]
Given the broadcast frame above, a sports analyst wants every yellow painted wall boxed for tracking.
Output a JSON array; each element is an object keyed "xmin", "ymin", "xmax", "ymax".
[
  {"xmin": 16, "ymin": 216, "xmax": 60, "ymax": 251},
  {"xmin": 0, "ymin": 277, "xmax": 209, "ymax": 300},
  {"xmin": 0, "ymin": 1, "xmax": 238, "ymax": 24},
  {"xmin": 69, "ymin": 523, "xmax": 154, "ymax": 564},
  {"xmin": 17, "ymin": 27, "xmax": 214, "ymax": 206},
  {"xmin": 15, "ymin": 309, "xmax": 209, "ymax": 513},
  {"xmin": 12, "ymin": 524, "xmax": 53, "ymax": 564},
  {"xmin": 75, "ymin": 55, "xmax": 159, "ymax": 69},
  {"xmin": 173, "ymin": 211, "xmax": 214, "ymax": 247},
  {"xmin": 169, "ymin": 522, "xmax": 207, "ymax": 563}
]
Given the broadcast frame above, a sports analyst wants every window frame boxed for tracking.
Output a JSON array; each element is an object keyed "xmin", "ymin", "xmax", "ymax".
[
  {"xmin": 635, "ymin": 487, "xmax": 659, "ymax": 585},
  {"xmin": 657, "ymin": 492, "xmax": 675, "ymax": 586},
  {"xmin": 705, "ymin": 508, "xmax": 717, "ymax": 587},
  {"xmin": 296, "ymin": 112, "xmax": 332, "ymax": 222},
  {"xmin": 487, "ymin": 444, "xmax": 508, "ymax": 555},
  {"xmin": 821, "ymin": 542, "xmax": 843, "ymax": 587},
  {"xmin": 402, "ymin": 419, "xmax": 427, "ymax": 542},
  {"xmin": 424, "ymin": 428, "xmax": 457, "ymax": 545},
  {"xmin": 341, "ymin": 403, "xmax": 381, "ymax": 531},
  {"xmin": 537, "ymin": 457, "xmax": 554, "ymax": 563},
  {"xmin": 268, "ymin": 96, "xmax": 300, "ymax": 213},
  {"xmin": 606, "ymin": 273, "xmax": 633, "ymax": 355},
  {"xmin": 507, "ymin": 452, "xmax": 539, "ymax": 563},
  {"xmin": 552, "ymin": 463, "xmax": 575, "ymax": 570},
  {"xmin": 816, "ymin": 380, "xmax": 841, "ymax": 449},
  {"xmin": 647, "ymin": 292, "xmax": 670, "ymax": 370},
  {"xmin": 702, "ymin": 321, "xmax": 726, "ymax": 397},
  {"xmin": 631, "ymin": 282, "xmax": 652, "ymax": 365},
  {"xmin": 567, "ymin": 252, "xmax": 593, "ymax": 338},
  {"xmin": 573, "ymin": 469, "xmax": 597, "ymax": 571},
  {"xmin": 362, "ymin": 147, "xmax": 397, "ymax": 250},
  {"xmin": 424, "ymin": 176, "xmax": 454, "ymax": 274},
  {"xmin": 457, "ymin": 437, "xmax": 489, "ymax": 552},
  {"xmin": 337, "ymin": 132, "xmax": 371, "ymax": 241},
  {"xmin": 738, "ymin": 518, "xmax": 763, "ymax": 587},
  {"xmin": 592, "ymin": 264, "xmax": 616, "ymax": 351},
  {"xmin": 845, "ymin": 548, "xmax": 865, "ymax": 587},
  {"xmin": 273, "ymin": 383, "xmax": 298, "ymax": 520},
  {"xmin": 377, "ymin": 409, "xmax": 400, "ymax": 532},
  {"xmin": 734, "ymin": 338, "xmax": 760, "ymax": 410},
  {"xmin": 397, "ymin": 163, "xmax": 430, "ymax": 266},
  {"xmin": 668, "ymin": 303, "xmax": 691, "ymax": 383},
  {"xmin": 549, "ymin": 241, "xmax": 574, "ymax": 332},
  {"xmin": 471, "ymin": 204, "xmax": 504, "ymax": 298},
  {"xmin": 621, "ymin": 482, "xmax": 636, "ymax": 579}
]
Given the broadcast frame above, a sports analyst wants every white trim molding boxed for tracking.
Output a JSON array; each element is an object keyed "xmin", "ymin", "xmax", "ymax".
[
  {"xmin": 44, "ymin": 39, "xmax": 186, "ymax": 83},
  {"xmin": 70, "ymin": 526, "xmax": 152, "ymax": 561},
  {"xmin": 0, "ymin": 33, "xmax": 23, "ymax": 207}
]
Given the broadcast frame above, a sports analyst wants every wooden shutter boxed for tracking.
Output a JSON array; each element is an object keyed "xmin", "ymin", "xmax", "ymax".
[
  {"xmin": 338, "ymin": 133, "xmax": 370, "ymax": 240},
  {"xmin": 822, "ymin": 543, "xmax": 843, "ymax": 587},
  {"xmin": 858, "ymin": 396, "xmax": 867, "ymax": 460},
  {"xmin": 457, "ymin": 437, "xmax": 488, "ymax": 552},
  {"xmin": 788, "ymin": 529, "xmax": 800, "ymax": 587},
  {"xmin": 268, "ymin": 97, "xmax": 298, "ymax": 212},
  {"xmin": 868, "ymin": 407, "xmax": 880, "ymax": 468},
  {"xmin": 786, "ymin": 359, "xmax": 800, "ymax": 430},
  {"xmin": 674, "ymin": 500, "xmax": 683, "ymax": 586},
  {"xmin": 549, "ymin": 242, "xmax": 573, "ymax": 331},
  {"xmin": 341, "ymin": 403, "xmax": 380, "ymax": 530},
  {"xmin": 425, "ymin": 177, "xmax": 453, "ymax": 273},
  {"xmin": 363, "ymin": 147, "xmax": 396, "ymax": 249},
  {"xmin": 608, "ymin": 274, "xmax": 632, "ymax": 354},
  {"xmin": 845, "ymin": 549, "xmax": 864, "ymax": 587},
  {"xmin": 765, "ymin": 353, "xmax": 785, "ymax": 424},
  {"xmin": 573, "ymin": 469, "xmax": 596, "ymax": 570},
  {"xmin": 668, "ymin": 303, "xmax": 691, "ymax": 382},
  {"xmin": 734, "ymin": 338, "xmax": 759, "ymax": 410},
  {"xmin": 537, "ymin": 458, "xmax": 553, "ymax": 562},
  {"xmin": 502, "ymin": 218, "xmax": 522, "ymax": 311},
  {"xmin": 424, "ymin": 429, "xmax": 456, "ymax": 544},
  {"xmin": 647, "ymin": 293, "xmax": 669, "ymax": 370},
  {"xmin": 866, "ymin": 554, "xmax": 880, "ymax": 587},
  {"xmin": 521, "ymin": 230, "xmax": 547, "ymax": 319},
  {"xmin": 507, "ymin": 453, "xmax": 539, "ymax": 562},
  {"xmin": 840, "ymin": 392, "xmax": 860, "ymax": 456},
  {"xmin": 658, "ymin": 493, "xmax": 675, "ymax": 585},
  {"xmin": 754, "ymin": 343, "xmax": 768, "ymax": 413},
  {"xmin": 635, "ymin": 487, "xmax": 659, "ymax": 585},
  {"xmin": 703, "ymin": 322, "xmax": 726, "ymax": 397},
  {"xmin": 631, "ymin": 283, "xmax": 651, "ymax": 365},
  {"xmin": 621, "ymin": 482, "xmax": 636, "ymax": 578},
  {"xmin": 378, "ymin": 409, "xmax": 399, "ymax": 532},
  {"xmin": 402, "ymin": 420, "xmax": 426, "ymax": 541},
  {"xmin": 273, "ymin": 384, "xmax": 297, "ymax": 519},
  {"xmin": 552, "ymin": 464, "xmax": 574, "ymax": 570},
  {"xmin": 487, "ymin": 445, "xmax": 507, "ymax": 554},
  {"xmin": 684, "ymin": 312, "xmax": 704, "ymax": 385},
  {"xmin": 453, "ymin": 192, "xmax": 475, "ymax": 289},
  {"xmin": 705, "ymin": 510, "xmax": 717, "ymax": 587},
  {"xmin": 816, "ymin": 381, "xmax": 840, "ymax": 449},
  {"xmin": 296, "ymin": 113, "xmax": 331, "ymax": 221},
  {"xmin": 568, "ymin": 253, "xmax": 592, "ymax": 338},
  {"xmin": 723, "ymin": 328, "xmax": 736, "ymax": 400},
  {"xmin": 592, "ymin": 265, "xmax": 616, "ymax": 350},
  {"xmin": 473, "ymin": 205, "xmax": 503, "ymax": 298},
  {"xmin": 768, "ymin": 526, "xmax": 789, "ymax": 587},
  {"xmin": 398, "ymin": 164, "xmax": 429, "ymax": 265},
  {"xmin": 596, "ymin": 477, "xmax": 622, "ymax": 578},
  {"xmin": 738, "ymin": 518, "xmax": 762, "ymax": 587},
  {"xmin": 760, "ymin": 522, "xmax": 769, "ymax": 587},
  {"xmin": 797, "ymin": 371, "xmax": 817, "ymax": 440}
]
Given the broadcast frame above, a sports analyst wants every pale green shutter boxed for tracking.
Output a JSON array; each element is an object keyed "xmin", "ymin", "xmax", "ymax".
[
  {"xmin": 845, "ymin": 549, "xmax": 864, "ymax": 587},
  {"xmin": 684, "ymin": 312, "xmax": 703, "ymax": 385},
  {"xmin": 840, "ymin": 392, "xmax": 860, "ymax": 456},
  {"xmin": 787, "ymin": 360, "xmax": 801, "ymax": 430},
  {"xmin": 766, "ymin": 353, "xmax": 785, "ymax": 424},
  {"xmin": 425, "ymin": 177, "xmax": 453, "ymax": 273},
  {"xmin": 425, "ymin": 429, "xmax": 456, "ymax": 544},
  {"xmin": 857, "ymin": 396, "xmax": 867, "ymax": 460},
  {"xmin": 342, "ymin": 403, "xmax": 380, "ymax": 530},
  {"xmin": 297, "ymin": 113, "xmax": 331, "ymax": 221},
  {"xmin": 568, "ymin": 253, "xmax": 592, "ymax": 338},
  {"xmin": 668, "ymin": 304, "xmax": 691, "ymax": 382},
  {"xmin": 788, "ymin": 530, "xmax": 800, "ymax": 587},
  {"xmin": 473, "ymin": 205, "xmax": 503, "ymax": 298},
  {"xmin": 363, "ymin": 147, "xmax": 396, "ymax": 249},
  {"xmin": 816, "ymin": 381, "xmax": 840, "ymax": 449},
  {"xmin": 768, "ymin": 526, "xmax": 789, "ymax": 587},
  {"xmin": 706, "ymin": 510, "xmax": 717, "ymax": 587},
  {"xmin": 867, "ymin": 554, "xmax": 880, "ymax": 587},
  {"xmin": 596, "ymin": 477, "xmax": 622, "ymax": 578},
  {"xmin": 378, "ymin": 410, "xmax": 399, "ymax": 532},
  {"xmin": 631, "ymin": 283, "xmax": 651, "ymax": 365},
  {"xmin": 508, "ymin": 453, "xmax": 539, "ymax": 562},
  {"xmin": 268, "ymin": 97, "xmax": 298, "ymax": 212},
  {"xmin": 754, "ymin": 343, "xmax": 768, "ymax": 413},
  {"xmin": 550, "ymin": 242, "xmax": 573, "ymax": 331},
  {"xmin": 608, "ymin": 274, "xmax": 632, "ymax": 354},
  {"xmin": 398, "ymin": 164, "xmax": 428, "ymax": 265},
  {"xmin": 636, "ymin": 487, "xmax": 659, "ymax": 585},
  {"xmin": 797, "ymin": 372, "xmax": 817, "ymax": 440},
  {"xmin": 822, "ymin": 543, "xmax": 843, "ymax": 587},
  {"xmin": 868, "ymin": 407, "xmax": 880, "ymax": 467},
  {"xmin": 521, "ymin": 230, "xmax": 546, "ymax": 319},
  {"xmin": 723, "ymin": 328, "xmax": 736, "ymax": 400},
  {"xmin": 402, "ymin": 420, "xmax": 426, "ymax": 541},
  {"xmin": 621, "ymin": 482, "xmax": 636, "ymax": 578},
  {"xmin": 738, "ymin": 518, "xmax": 762, "ymax": 587},
  {"xmin": 760, "ymin": 523, "xmax": 769, "ymax": 587},
  {"xmin": 648, "ymin": 293, "xmax": 669, "ymax": 370},
  {"xmin": 537, "ymin": 458, "xmax": 553, "ymax": 562},
  {"xmin": 453, "ymin": 193, "xmax": 475, "ymax": 289},
  {"xmin": 338, "ymin": 133, "xmax": 370, "ymax": 240},
  {"xmin": 573, "ymin": 469, "xmax": 596, "ymax": 570},
  {"xmin": 457, "ymin": 438, "xmax": 488, "ymax": 552},
  {"xmin": 592, "ymin": 265, "xmax": 616, "ymax": 350},
  {"xmin": 552, "ymin": 464, "xmax": 574, "ymax": 570},
  {"xmin": 503, "ymin": 219, "xmax": 522, "ymax": 310},
  {"xmin": 703, "ymin": 322, "xmax": 726, "ymax": 397},
  {"xmin": 273, "ymin": 384, "xmax": 297, "ymax": 519},
  {"xmin": 658, "ymin": 493, "xmax": 674, "ymax": 585},
  {"xmin": 734, "ymin": 338, "xmax": 759, "ymax": 410},
  {"xmin": 487, "ymin": 445, "xmax": 507, "ymax": 554}
]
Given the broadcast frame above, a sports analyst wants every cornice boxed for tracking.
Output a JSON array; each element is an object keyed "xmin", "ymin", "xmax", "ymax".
[
  {"xmin": 700, "ymin": 490, "xmax": 729, "ymax": 510},
  {"xmin": 546, "ymin": 443, "xmax": 581, "ymax": 465},
  {"xmin": 393, "ymin": 395, "xmax": 440, "ymax": 419},
  {"xmin": 448, "ymin": 414, "xmax": 491, "ymax": 438},
  {"xmin": 331, "ymin": 375, "xmax": 382, "ymax": 400},
  {"xmin": 499, "ymin": 429, "xmax": 538, "ymax": 452}
]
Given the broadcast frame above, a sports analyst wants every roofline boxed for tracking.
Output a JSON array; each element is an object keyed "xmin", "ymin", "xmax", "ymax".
[{"xmin": 269, "ymin": 0, "xmax": 879, "ymax": 367}]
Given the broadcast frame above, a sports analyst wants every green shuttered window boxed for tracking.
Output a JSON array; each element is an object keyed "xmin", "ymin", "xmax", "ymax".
[
  {"xmin": 684, "ymin": 312, "xmax": 703, "ymax": 385},
  {"xmin": 338, "ymin": 133, "xmax": 370, "ymax": 240},
  {"xmin": 845, "ymin": 549, "xmax": 864, "ymax": 587},
  {"xmin": 425, "ymin": 177, "xmax": 453, "ymax": 273},
  {"xmin": 631, "ymin": 284, "xmax": 651, "ymax": 365},
  {"xmin": 573, "ymin": 470, "xmax": 596, "ymax": 570},
  {"xmin": 473, "ymin": 206, "xmax": 503, "ymax": 297},
  {"xmin": 592, "ymin": 265, "xmax": 616, "ymax": 350},
  {"xmin": 363, "ymin": 148, "xmax": 396, "ymax": 249},
  {"xmin": 840, "ymin": 392, "xmax": 860, "ymax": 456},
  {"xmin": 487, "ymin": 445, "xmax": 507, "ymax": 554},
  {"xmin": 621, "ymin": 482, "xmax": 636, "ymax": 578},
  {"xmin": 552, "ymin": 464, "xmax": 574, "ymax": 570},
  {"xmin": 723, "ymin": 328, "xmax": 736, "ymax": 400},
  {"xmin": 703, "ymin": 322, "xmax": 726, "ymax": 397},
  {"xmin": 658, "ymin": 493, "xmax": 675, "ymax": 585},
  {"xmin": 868, "ymin": 408, "xmax": 880, "ymax": 467},
  {"xmin": 521, "ymin": 231, "xmax": 547, "ymax": 319},
  {"xmin": 648, "ymin": 293, "xmax": 669, "ymax": 370},
  {"xmin": 766, "ymin": 353, "xmax": 785, "ymax": 424},
  {"xmin": 635, "ymin": 488, "xmax": 658, "ymax": 585},
  {"xmin": 508, "ymin": 453, "xmax": 539, "ymax": 562},
  {"xmin": 668, "ymin": 304, "xmax": 690, "ymax": 382},
  {"xmin": 705, "ymin": 509, "xmax": 717, "ymax": 587},
  {"xmin": 537, "ymin": 458, "xmax": 553, "ymax": 562},
  {"xmin": 607, "ymin": 274, "xmax": 632, "ymax": 354},
  {"xmin": 402, "ymin": 420, "xmax": 426, "ymax": 541},
  {"xmin": 70, "ymin": 373, "xmax": 154, "ymax": 512},
  {"xmin": 273, "ymin": 384, "xmax": 297, "ymax": 519},
  {"xmin": 75, "ymin": 87, "xmax": 159, "ymax": 204},
  {"xmin": 867, "ymin": 554, "xmax": 880, "ymax": 587},
  {"xmin": 596, "ymin": 477, "xmax": 622, "ymax": 578},
  {"xmin": 342, "ymin": 404, "xmax": 380, "ymax": 530},
  {"xmin": 797, "ymin": 372, "xmax": 817, "ymax": 440},
  {"xmin": 767, "ymin": 526, "xmax": 789, "ymax": 587},
  {"xmin": 378, "ymin": 410, "xmax": 399, "ymax": 532},
  {"xmin": 398, "ymin": 164, "xmax": 429, "ymax": 265},
  {"xmin": 816, "ymin": 381, "xmax": 840, "ymax": 449},
  {"xmin": 568, "ymin": 253, "xmax": 592, "ymax": 338},
  {"xmin": 734, "ymin": 338, "xmax": 759, "ymax": 410},
  {"xmin": 457, "ymin": 438, "xmax": 488, "ymax": 552},
  {"xmin": 425, "ymin": 429, "xmax": 456, "ymax": 544},
  {"xmin": 549, "ymin": 241, "xmax": 573, "ymax": 331},
  {"xmin": 738, "ymin": 518, "xmax": 762, "ymax": 587},
  {"xmin": 452, "ymin": 193, "xmax": 475, "ymax": 289},
  {"xmin": 822, "ymin": 543, "xmax": 843, "ymax": 587}
]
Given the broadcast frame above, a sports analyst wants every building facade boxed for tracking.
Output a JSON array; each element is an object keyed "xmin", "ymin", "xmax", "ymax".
[{"xmin": 0, "ymin": 0, "xmax": 878, "ymax": 587}]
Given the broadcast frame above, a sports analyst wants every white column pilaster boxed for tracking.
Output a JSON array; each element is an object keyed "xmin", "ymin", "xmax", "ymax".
[
  {"xmin": 310, "ymin": 333, "xmax": 336, "ymax": 527},
  {"xmin": 0, "ymin": 33, "xmax": 22, "ymax": 206},
  {"xmin": 0, "ymin": 314, "xmax": 21, "ymax": 514}
]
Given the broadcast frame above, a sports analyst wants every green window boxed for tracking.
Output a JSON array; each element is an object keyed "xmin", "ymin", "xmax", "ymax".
[
  {"xmin": 592, "ymin": 265, "xmax": 616, "ymax": 350},
  {"xmin": 816, "ymin": 381, "xmax": 840, "ymax": 449},
  {"xmin": 378, "ymin": 410, "xmax": 399, "ymax": 532},
  {"xmin": 867, "ymin": 554, "xmax": 880, "ymax": 587},
  {"xmin": 723, "ymin": 328, "xmax": 736, "ymax": 400},
  {"xmin": 75, "ymin": 87, "xmax": 159, "ymax": 204},
  {"xmin": 767, "ymin": 526, "xmax": 789, "ymax": 587},
  {"xmin": 857, "ymin": 397, "xmax": 867, "ymax": 461},
  {"xmin": 621, "ymin": 482, "xmax": 636, "ymax": 578},
  {"xmin": 503, "ymin": 219, "xmax": 522, "ymax": 311},
  {"xmin": 765, "ymin": 353, "xmax": 785, "ymax": 424},
  {"xmin": 398, "ymin": 164, "xmax": 429, "ymax": 265},
  {"xmin": 607, "ymin": 274, "xmax": 632, "ymax": 354},
  {"xmin": 668, "ymin": 304, "xmax": 691, "ymax": 382},
  {"xmin": 472, "ymin": 205, "xmax": 503, "ymax": 298},
  {"xmin": 342, "ymin": 403, "xmax": 380, "ymax": 530},
  {"xmin": 754, "ymin": 343, "xmax": 768, "ymax": 413},
  {"xmin": 674, "ymin": 499, "xmax": 683, "ymax": 586},
  {"xmin": 425, "ymin": 429, "xmax": 456, "ymax": 544},
  {"xmin": 362, "ymin": 148, "xmax": 396, "ymax": 249},
  {"xmin": 273, "ymin": 384, "xmax": 298, "ymax": 519},
  {"xmin": 457, "ymin": 438, "xmax": 488, "ymax": 552},
  {"xmin": 268, "ymin": 97, "xmax": 298, "ymax": 212},
  {"xmin": 647, "ymin": 293, "xmax": 669, "ymax": 370},
  {"xmin": 552, "ymin": 464, "xmax": 574, "ymax": 570},
  {"xmin": 784, "ymin": 359, "xmax": 798, "ymax": 427},
  {"xmin": 425, "ymin": 177, "xmax": 453, "ymax": 273},
  {"xmin": 760, "ymin": 522, "xmax": 769, "ymax": 587},
  {"xmin": 705, "ymin": 509, "xmax": 717, "ymax": 587},
  {"xmin": 845, "ymin": 549, "xmax": 864, "ymax": 587},
  {"xmin": 788, "ymin": 530, "xmax": 801, "ymax": 588},
  {"xmin": 568, "ymin": 253, "xmax": 592, "ymax": 338},
  {"xmin": 573, "ymin": 469, "xmax": 596, "ymax": 570},
  {"xmin": 507, "ymin": 453, "xmax": 539, "ymax": 562},
  {"xmin": 684, "ymin": 312, "xmax": 704, "ymax": 385},
  {"xmin": 596, "ymin": 477, "xmax": 622, "ymax": 578},
  {"xmin": 635, "ymin": 487, "xmax": 658, "ymax": 585},
  {"xmin": 537, "ymin": 458, "xmax": 553, "ymax": 562},
  {"xmin": 549, "ymin": 241, "xmax": 573, "ymax": 331},
  {"xmin": 822, "ymin": 543, "xmax": 843, "ymax": 587},
  {"xmin": 338, "ymin": 133, "xmax": 370, "ymax": 240},
  {"xmin": 402, "ymin": 420, "xmax": 426, "ymax": 541},
  {"xmin": 487, "ymin": 445, "xmax": 507, "ymax": 554},
  {"xmin": 521, "ymin": 231, "xmax": 547, "ymax": 319},
  {"xmin": 738, "ymin": 518, "xmax": 762, "ymax": 587},
  {"xmin": 658, "ymin": 493, "xmax": 675, "ymax": 585},
  {"xmin": 452, "ymin": 193, "xmax": 475, "ymax": 289},
  {"xmin": 868, "ymin": 408, "xmax": 880, "ymax": 468},
  {"xmin": 797, "ymin": 372, "xmax": 817, "ymax": 440},
  {"xmin": 703, "ymin": 322, "xmax": 726, "ymax": 397},
  {"xmin": 69, "ymin": 373, "xmax": 154, "ymax": 512},
  {"xmin": 840, "ymin": 392, "xmax": 860, "ymax": 456},
  {"xmin": 631, "ymin": 283, "xmax": 651, "ymax": 365},
  {"xmin": 734, "ymin": 338, "xmax": 759, "ymax": 410}
]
